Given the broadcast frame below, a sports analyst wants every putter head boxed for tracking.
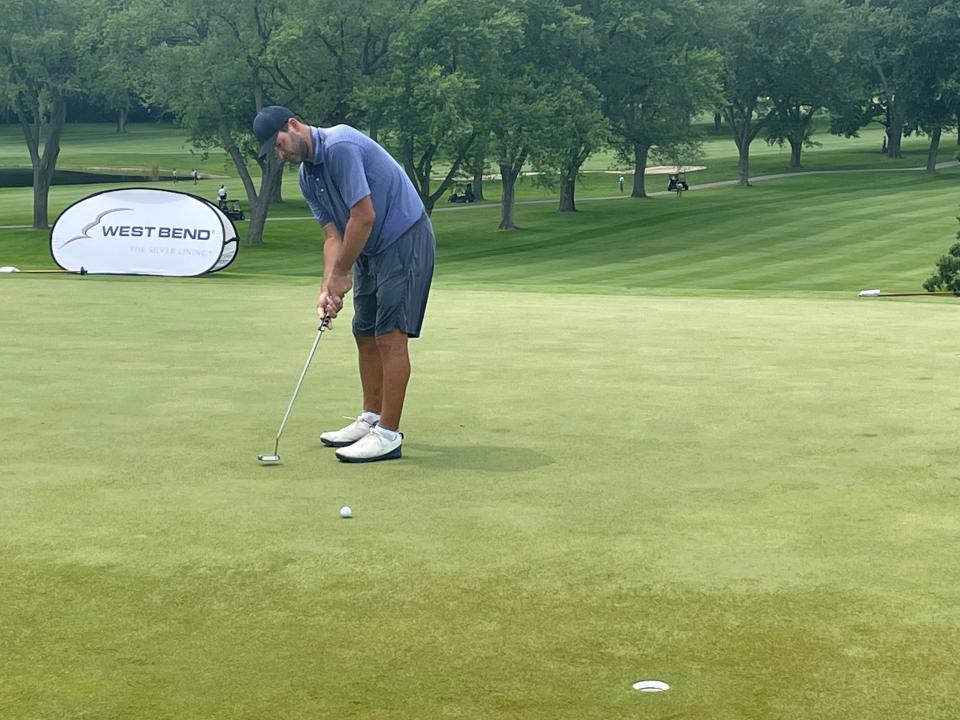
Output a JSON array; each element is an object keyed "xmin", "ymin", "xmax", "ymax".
[
  {"xmin": 858, "ymin": 289, "xmax": 881, "ymax": 297},
  {"xmin": 258, "ymin": 453, "xmax": 281, "ymax": 464}
]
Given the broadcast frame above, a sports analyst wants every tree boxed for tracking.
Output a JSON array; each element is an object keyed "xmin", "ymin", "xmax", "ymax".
[
  {"xmin": 0, "ymin": 0, "xmax": 87, "ymax": 228},
  {"xmin": 531, "ymin": 81, "xmax": 606, "ymax": 212},
  {"xmin": 132, "ymin": 0, "xmax": 294, "ymax": 245},
  {"xmin": 899, "ymin": 0, "xmax": 960, "ymax": 172},
  {"xmin": 274, "ymin": 0, "xmax": 407, "ymax": 133},
  {"xmin": 923, "ymin": 211, "xmax": 960, "ymax": 293},
  {"xmin": 75, "ymin": 0, "xmax": 143, "ymax": 133},
  {"xmin": 830, "ymin": 0, "xmax": 960, "ymax": 166},
  {"xmin": 528, "ymin": 2, "xmax": 605, "ymax": 212},
  {"xmin": 760, "ymin": 0, "xmax": 854, "ymax": 168},
  {"xmin": 847, "ymin": 1, "xmax": 913, "ymax": 157},
  {"xmin": 590, "ymin": 0, "xmax": 719, "ymax": 197},
  {"xmin": 485, "ymin": 0, "xmax": 594, "ymax": 229},
  {"xmin": 707, "ymin": 0, "xmax": 775, "ymax": 186},
  {"xmin": 362, "ymin": 0, "xmax": 507, "ymax": 214}
]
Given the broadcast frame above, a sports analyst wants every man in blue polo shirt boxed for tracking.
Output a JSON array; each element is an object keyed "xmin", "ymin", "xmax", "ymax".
[{"xmin": 253, "ymin": 106, "xmax": 435, "ymax": 463}]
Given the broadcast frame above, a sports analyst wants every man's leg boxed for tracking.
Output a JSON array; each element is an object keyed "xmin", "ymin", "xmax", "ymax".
[
  {"xmin": 374, "ymin": 329, "xmax": 410, "ymax": 431},
  {"xmin": 334, "ymin": 330, "xmax": 408, "ymax": 462},
  {"xmin": 356, "ymin": 334, "xmax": 383, "ymax": 415},
  {"xmin": 319, "ymin": 334, "xmax": 381, "ymax": 448}
]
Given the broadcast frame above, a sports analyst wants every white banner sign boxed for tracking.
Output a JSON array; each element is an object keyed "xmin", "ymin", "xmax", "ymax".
[{"xmin": 50, "ymin": 188, "xmax": 238, "ymax": 276}]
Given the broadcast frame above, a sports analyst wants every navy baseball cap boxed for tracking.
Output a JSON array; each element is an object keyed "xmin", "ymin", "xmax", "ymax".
[{"xmin": 253, "ymin": 105, "xmax": 294, "ymax": 159}]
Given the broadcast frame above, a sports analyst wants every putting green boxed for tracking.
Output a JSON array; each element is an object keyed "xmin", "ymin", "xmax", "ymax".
[{"xmin": 2, "ymin": 274, "xmax": 959, "ymax": 719}]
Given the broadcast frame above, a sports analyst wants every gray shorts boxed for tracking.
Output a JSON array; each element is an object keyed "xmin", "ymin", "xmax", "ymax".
[{"xmin": 352, "ymin": 214, "xmax": 435, "ymax": 338}]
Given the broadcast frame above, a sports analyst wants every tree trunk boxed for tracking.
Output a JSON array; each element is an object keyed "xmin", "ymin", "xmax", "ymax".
[
  {"xmin": 631, "ymin": 144, "xmax": 648, "ymax": 198},
  {"xmin": 231, "ymin": 139, "xmax": 283, "ymax": 245},
  {"xmin": 499, "ymin": 163, "xmax": 517, "ymax": 230},
  {"xmin": 885, "ymin": 126, "xmax": 902, "ymax": 158},
  {"xmin": 32, "ymin": 166, "xmax": 52, "ymax": 229},
  {"xmin": 116, "ymin": 108, "xmax": 128, "ymax": 134},
  {"xmin": 25, "ymin": 93, "xmax": 66, "ymax": 229},
  {"xmin": 926, "ymin": 127, "xmax": 942, "ymax": 173},
  {"xmin": 426, "ymin": 162, "xmax": 467, "ymax": 216},
  {"xmin": 250, "ymin": 159, "xmax": 284, "ymax": 245},
  {"xmin": 737, "ymin": 140, "xmax": 751, "ymax": 186},
  {"xmin": 464, "ymin": 137, "xmax": 488, "ymax": 201},
  {"xmin": 423, "ymin": 195, "xmax": 436, "ymax": 215},
  {"xmin": 270, "ymin": 170, "xmax": 283, "ymax": 204},
  {"xmin": 472, "ymin": 170, "xmax": 484, "ymax": 201},
  {"xmin": 246, "ymin": 196, "xmax": 270, "ymax": 247},
  {"xmin": 788, "ymin": 137, "xmax": 802, "ymax": 168},
  {"xmin": 559, "ymin": 174, "xmax": 576, "ymax": 212},
  {"xmin": 885, "ymin": 101, "xmax": 904, "ymax": 158},
  {"xmin": 723, "ymin": 106, "xmax": 759, "ymax": 187}
]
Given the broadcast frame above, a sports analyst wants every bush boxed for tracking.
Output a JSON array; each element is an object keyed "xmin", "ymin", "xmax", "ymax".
[{"xmin": 923, "ymin": 217, "xmax": 960, "ymax": 294}]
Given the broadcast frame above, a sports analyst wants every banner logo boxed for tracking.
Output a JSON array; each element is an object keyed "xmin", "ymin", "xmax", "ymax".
[{"xmin": 50, "ymin": 189, "xmax": 238, "ymax": 276}]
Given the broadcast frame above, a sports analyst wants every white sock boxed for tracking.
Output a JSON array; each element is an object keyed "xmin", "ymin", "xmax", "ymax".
[
  {"xmin": 374, "ymin": 425, "xmax": 398, "ymax": 441},
  {"xmin": 361, "ymin": 411, "xmax": 381, "ymax": 425}
]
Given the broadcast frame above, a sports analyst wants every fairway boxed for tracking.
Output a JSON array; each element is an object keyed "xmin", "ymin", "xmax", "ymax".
[{"xmin": 3, "ymin": 120, "xmax": 960, "ymax": 718}]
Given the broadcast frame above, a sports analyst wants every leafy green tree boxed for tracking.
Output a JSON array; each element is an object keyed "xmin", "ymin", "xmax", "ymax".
[
  {"xmin": 0, "ymin": 0, "xmax": 87, "ymax": 228},
  {"xmin": 361, "ymin": 0, "xmax": 507, "ymax": 213},
  {"xmin": 899, "ymin": 0, "xmax": 960, "ymax": 172},
  {"xmin": 531, "ymin": 80, "xmax": 606, "ymax": 212},
  {"xmin": 760, "ymin": 0, "xmax": 854, "ymax": 168},
  {"xmin": 75, "ymin": 0, "xmax": 143, "ymax": 133},
  {"xmin": 486, "ymin": 0, "xmax": 594, "ymax": 229},
  {"xmin": 836, "ymin": 0, "xmax": 960, "ymax": 163},
  {"xmin": 923, "ymin": 231, "xmax": 960, "ymax": 294},
  {"xmin": 131, "ymin": 0, "xmax": 294, "ymax": 245},
  {"xmin": 526, "ymin": 4, "xmax": 604, "ymax": 212},
  {"xmin": 589, "ymin": 0, "xmax": 719, "ymax": 197},
  {"xmin": 706, "ymin": 0, "xmax": 774, "ymax": 186},
  {"xmin": 274, "ymin": 0, "xmax": 406, "ymax": 134},
  {"xmin": 847, "ymin": 1, "xmax": 913, "ymax": 157}
]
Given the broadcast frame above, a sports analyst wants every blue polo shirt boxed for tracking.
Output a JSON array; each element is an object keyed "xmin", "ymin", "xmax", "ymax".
[{"xmin": 299, "ymin": 125, "xmax": 424, "ymax": 256}]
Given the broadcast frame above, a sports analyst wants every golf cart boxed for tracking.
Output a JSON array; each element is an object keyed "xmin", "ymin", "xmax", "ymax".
[
  {"xmin": 667, "ymin": 172, "xmax": 689, "ymax": 197},
  {"xmin": 447, "ymin": 184, "xmax": 476, "ymax": 203},
  {"xmin": 221, "ymin": 199, "xmax": 244, "ymax": 221}
]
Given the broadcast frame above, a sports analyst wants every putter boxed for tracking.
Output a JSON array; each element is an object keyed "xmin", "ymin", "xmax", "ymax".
[
  {"xmin": 258, "ymin": 313, "xmax": 331, "ymax": 464},
  {"xmin": 858, "ymin": 288, "xmax": 957, "ymax": 297}
]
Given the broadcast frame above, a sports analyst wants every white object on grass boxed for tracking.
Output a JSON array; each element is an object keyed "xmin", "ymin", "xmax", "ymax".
[
  {"xmin": 632, "ymin": 680, "xmax": 670, "ymax": 692},
  {"xmin": 0, "ymin": 266, "xmax": 20, "ymax": 272},
  {"xmin": 339, "ymin": 506, "xmax": 353, "ymax": 519},
  {"xmin": 858, "ymin": 289, "xmax": 881, "ymax": 297}
]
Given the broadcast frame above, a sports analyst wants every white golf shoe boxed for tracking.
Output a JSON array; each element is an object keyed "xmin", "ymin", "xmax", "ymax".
[
  {"xmin": 320, "ymin": 416, "xmax": 376, "ymax": 447},
  {"xmin": 335, "ymin": 429, "xmax": 403, "ymax": 463}
]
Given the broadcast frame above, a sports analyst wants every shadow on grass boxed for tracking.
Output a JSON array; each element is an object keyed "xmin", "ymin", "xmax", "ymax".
[{"xmin": 407, "ymin": 443, "xmax": 554, "ymax": 472}]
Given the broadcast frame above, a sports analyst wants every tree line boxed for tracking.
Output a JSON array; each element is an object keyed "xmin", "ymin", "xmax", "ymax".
[{"xmin": 1, "ymin": 0, "xmax": 958, "ymax": 241}]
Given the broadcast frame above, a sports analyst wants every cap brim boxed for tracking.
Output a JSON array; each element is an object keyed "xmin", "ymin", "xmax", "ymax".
[{"xmin": 258, "ymin": 133, "xmax": 278, "ymax": 159}]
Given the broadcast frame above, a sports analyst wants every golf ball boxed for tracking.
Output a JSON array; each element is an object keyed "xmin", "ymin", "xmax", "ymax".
[{"xmin": 339, "ymin": 506, "xmax": 353, "ymax": 519}]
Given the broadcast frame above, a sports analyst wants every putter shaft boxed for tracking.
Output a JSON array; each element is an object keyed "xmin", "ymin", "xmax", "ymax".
[{"xmin": 268, "ymin": 315, "xmax": 331, "ymax": 453}]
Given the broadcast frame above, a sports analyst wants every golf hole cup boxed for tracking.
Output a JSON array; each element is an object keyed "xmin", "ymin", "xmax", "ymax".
[{"xmin": 632, "ymin": 679, "xmax": 670, "ymax": 692}]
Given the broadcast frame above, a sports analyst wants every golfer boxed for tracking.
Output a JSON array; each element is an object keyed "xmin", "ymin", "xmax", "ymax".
[{"xmin": 253, "ymin": 106, "xmax": 435, "ymax": 463}]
